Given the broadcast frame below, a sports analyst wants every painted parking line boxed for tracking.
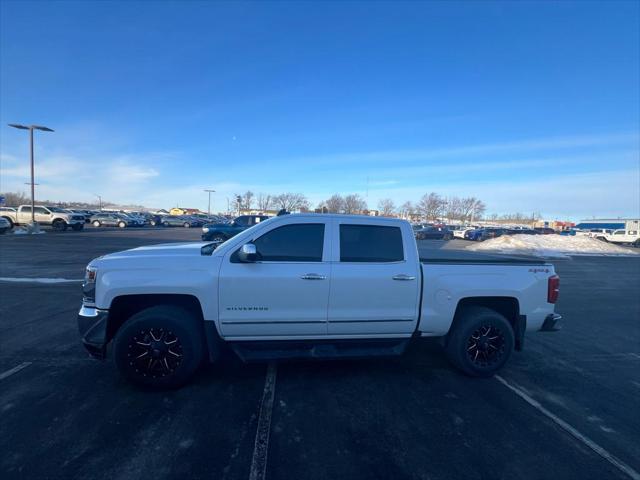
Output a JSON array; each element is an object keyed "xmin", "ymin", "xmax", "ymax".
[
  {"xmin": 249, "ymin": 362, "xmax": 277, "ymax": 480},
  {"xmin": 496, "ymin": 375, "xmax": 640, "ymax": 480},
  {"xmin": 0, "ymin": 277, "xmax": 83, "ymax": 284},
  {"xmin": 0, "ymin": 362, "xmax": 32, "ymax": 380}
]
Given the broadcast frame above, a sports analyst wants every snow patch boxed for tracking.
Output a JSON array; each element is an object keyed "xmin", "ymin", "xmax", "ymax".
[{"xmin": 467, "ymin": 235, "xmax": 638, "ymax": 258}]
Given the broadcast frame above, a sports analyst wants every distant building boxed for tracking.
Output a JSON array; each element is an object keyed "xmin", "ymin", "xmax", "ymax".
[{"xmin": 170, "ymin": 207, "xmax": 203, "ymax": 216}]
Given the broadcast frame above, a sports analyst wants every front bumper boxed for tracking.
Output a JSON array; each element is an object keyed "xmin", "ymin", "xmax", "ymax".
[
  {"xmin": 78, "ymin": 305, "xmax": 109, "ymax": 359},
  {"xmin": 540, "ymin": 313, "xmax": 562, "ymax": 332}
]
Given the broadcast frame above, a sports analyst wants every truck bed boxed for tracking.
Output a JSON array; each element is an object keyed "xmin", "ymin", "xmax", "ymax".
[{"xmin": 420, "ymin": 250, "xmax": 549, "ymax": 265}]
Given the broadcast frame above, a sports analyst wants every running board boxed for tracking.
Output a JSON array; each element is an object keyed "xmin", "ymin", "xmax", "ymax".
[{"xmin": 229, "ymin": 338, "xmax": 410, "ymax": 363}]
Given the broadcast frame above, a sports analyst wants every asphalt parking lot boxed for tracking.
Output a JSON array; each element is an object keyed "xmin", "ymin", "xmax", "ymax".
[{"xmin": 1, "ymin": 228, "xmax": 639, "ymax": 480}]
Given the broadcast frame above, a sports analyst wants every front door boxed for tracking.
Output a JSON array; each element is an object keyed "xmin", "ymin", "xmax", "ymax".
[
  {"xmin": 328, "ymin": 221, "xmax": 420, "ymax": 335},
  {"xmin": 218, "ymin": 219, "xmax": 331, "ymax": 338}
]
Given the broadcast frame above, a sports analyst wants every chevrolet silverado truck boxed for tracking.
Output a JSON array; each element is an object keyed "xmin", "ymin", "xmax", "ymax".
[
  {"xmin": 2, "ymin": 205, "xmax": 85, "ymax": 231},
  {"xmin": 78, "ymin": 214, "xmax": 561, "ymax": 388}
]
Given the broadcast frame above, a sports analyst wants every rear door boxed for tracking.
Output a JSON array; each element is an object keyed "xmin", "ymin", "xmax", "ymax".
[
  {"xmin": 328, "ymin": 219, "xmax": 420, "ymax": 336},
  {"xmin": 218, "ymin": 217, "xmax": 332, "ymax": 338}
]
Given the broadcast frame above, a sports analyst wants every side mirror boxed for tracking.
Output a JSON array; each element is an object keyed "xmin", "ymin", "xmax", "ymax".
[{"xmin": 238, "ymin": 243, "xmax": 257, "ymax": 263}]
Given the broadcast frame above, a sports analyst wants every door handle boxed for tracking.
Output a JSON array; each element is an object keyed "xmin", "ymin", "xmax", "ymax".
[
  {"xmin": 392, "ymin": 274, "xmax": 416, "ymax": 281},
  {"xmin": 301, "ymin": 273, "xmax": 326, "ymax": 280}
]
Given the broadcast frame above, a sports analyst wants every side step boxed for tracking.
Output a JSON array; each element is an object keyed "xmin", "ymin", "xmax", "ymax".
[{"xmin": 229, "ymin": 338, "xmax": 410, "ymax": 363}]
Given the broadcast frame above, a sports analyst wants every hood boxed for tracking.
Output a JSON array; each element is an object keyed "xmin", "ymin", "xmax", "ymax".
[{"xmin": 98, "ymin": 242, "xmax": 209, "ymax": 261}]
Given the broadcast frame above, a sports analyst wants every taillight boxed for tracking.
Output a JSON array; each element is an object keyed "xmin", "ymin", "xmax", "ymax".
[{"xmin": 548, "ymin": 275, "xmax": 560, "ymax": 303}]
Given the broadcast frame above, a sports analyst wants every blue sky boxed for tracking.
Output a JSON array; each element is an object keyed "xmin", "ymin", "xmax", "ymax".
[{"xmin": 1, "ymin": 0, "xmax": 638, "ymax": 219}]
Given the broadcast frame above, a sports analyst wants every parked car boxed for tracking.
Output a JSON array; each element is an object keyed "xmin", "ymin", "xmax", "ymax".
[
  {"xmin": 595, "ymin": 229, "xmax": 640, "ymax": 246},
  {"xmin": 1, "ymin": 205, "xmax": 85, "ymax": 231},
  {"xmin": 534, "ymin": 227, "xmax": 556, "ymax": 235},
  {"xmin": 202, "ymin": 214, "xmax": 270, "ymax": 243},
  {"xmin": 78, "ymin": 213, "xmax": 561, "ymax": 388},
  {"xmin": 465, "ymin": 228, "xmax": 505, "ymax": 241},
  {"xmin": 90, "ymin": 213, "xmax": 131, "ymax": 228},
  {"xmin": 415, "ymin": 226, "xmax": 453, "ymax": 240},
  {"xmin": 160, "ymin": 215, "xmax": 199, "ymax": 228},
  {"xmin": 452, "ymin": 226, "xmax": 474, "ymax": 239},
  {"xmin": 0, "ymin": 216, "xmax": 11, "ymax": 234}
]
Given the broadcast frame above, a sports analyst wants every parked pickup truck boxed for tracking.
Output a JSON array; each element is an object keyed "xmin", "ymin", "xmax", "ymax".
[
  {"xmin": 78, "ymin": 214, "xmax": 561, "ymax": 388},
  {"xmin": 2, "ymin": 205, "xmax": 85, "ymax": 231}
]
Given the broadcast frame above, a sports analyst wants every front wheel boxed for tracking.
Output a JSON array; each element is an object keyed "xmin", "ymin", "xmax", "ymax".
[
  {"xmin": 445, "ymin": 306, "xmax": 514, "ymax": 378},
  {"xmin": 113, "ymin": 305, "xmax": 205, "ymax": 388},
  {"xmin": 210, "ymin": 234, "xmax": 226, "ymax": 244},
  {"xmin": 118, "ymin": 221, "xmax": 126, "ymax": 228},
  {"xmin": 52, "ymin": 219, "xmax": 67, "ymax": 231},
  {"xmin": 93, "ymin": 220, "xmax": 101, "ymax": 227},
  {"xmin": 183, "ymin": 222, "xmax": 191, "ymax": 228}
]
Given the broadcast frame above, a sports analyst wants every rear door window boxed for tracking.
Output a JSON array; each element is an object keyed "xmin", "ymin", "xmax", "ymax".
[{"xmin": 340, "ymin": 224, "xmax": 404, "ymax": 262}]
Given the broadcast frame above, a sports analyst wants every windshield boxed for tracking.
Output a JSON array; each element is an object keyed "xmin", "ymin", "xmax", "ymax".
[{"xmin": 47, "ymin": 207, "xmax": 66, "ymax": 212}]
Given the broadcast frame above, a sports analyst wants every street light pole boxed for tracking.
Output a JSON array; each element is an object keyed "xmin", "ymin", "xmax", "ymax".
[
  {"xmin": 95, "ymin": 194, "xmax": 103, "ymax": 211},
  {"xmin": 8, "ymin": 123, "xmax": 54, "ymax": 227},
  {"xmin": 204, "ymin": 189, "xmax": 215, "ymax": 219}
]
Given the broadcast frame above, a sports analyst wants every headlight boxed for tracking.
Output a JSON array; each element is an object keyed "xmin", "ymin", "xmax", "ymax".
[
  {"xmin": 202, "ymin": 227, "xmax": 209, "ymax": 233},
  {"xmin": 83, "ymin": 266, "xmax": 97, "ymax": 304},
  {"xmin": 85, "ymin": 266, "xmax": 97, "ymax": 283}
]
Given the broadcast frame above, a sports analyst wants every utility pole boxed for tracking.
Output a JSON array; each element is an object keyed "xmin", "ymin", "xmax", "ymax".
[
  {"xmin": 8, "ymin": 123, "xmax": 54, "ymax": 227},
  {"xmin": 204, "ymin": 189, "xmax": 215, "ymax": 218},
  {"xmin": 95, "ymin": 194, "xmax": 103, "ymax": 211}
]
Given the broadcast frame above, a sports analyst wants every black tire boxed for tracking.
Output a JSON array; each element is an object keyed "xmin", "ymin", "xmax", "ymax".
[
  {"xmin": 113, "ymin": 305, "xmax": 205, "ymax": 388},
  {"xmin": 52, "ymin": 219, "xmax": 67, "ymax": 231},
  {"xmin": 183, "ymin": 222, "xmax": 191, "ymax": 228},
  {"xmin": 445, "ymin": 306, "xmax": 514, "ymax": 378},
  {"xmin": 71, "ymin": 224, "xmax": 84, "ymax": 231},
  {"xmin": 118, "ymin": 221, "xmax": 126, "ymax": 228},
  {"xmin": 1, "ymin": 217, "xmax": 13, "ymax": 229},
  {"xmin": 163, "ymin": 221, "xmax": 170, "ymax": 227},
  {"xmin": 634, "ymin": 239, "xmax": 640, "ymax": 248}
]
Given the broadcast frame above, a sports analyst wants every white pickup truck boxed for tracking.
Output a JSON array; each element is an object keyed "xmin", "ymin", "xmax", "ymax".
[{"xmin": 78, "ymin": 214, "xmax": 561, "ymax": 388}]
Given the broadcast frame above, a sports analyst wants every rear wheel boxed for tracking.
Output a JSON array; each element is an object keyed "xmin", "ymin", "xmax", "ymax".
[
  {"xmin": 163, "ymin": 221, "xmax": 170, "ymax": 227},
  {"xmin": 118, "ymin": 221, "xmax": 126, "ymax": 228},
  {"xmin": 445, "ymin": 306, "xmax": 514, "ymax": 378},
  {"xmin": 1, "ymin": 217, "xmax": 13, "ymax": 229},
  {"xmin": 183, "ymin": 222, "xmax": 191, "ymax": 228},
  {"xmin": 93, "ymin": 220, "xmax": 101, "ymax": 227},
  {"xmin": 113, "ymin": 305, "xmax": 205, "ymax": 388}
]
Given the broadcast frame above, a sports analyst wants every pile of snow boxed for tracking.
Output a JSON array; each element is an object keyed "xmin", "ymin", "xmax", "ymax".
[{"xmin": 466, "ymin": 234, "xmax": 638, "ymax": 258}]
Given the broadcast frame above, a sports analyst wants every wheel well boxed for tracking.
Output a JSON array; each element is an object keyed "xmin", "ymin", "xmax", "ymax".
[
  {"xmin": 453, "ymin": 296, "xmax": 520, "ymax": 332},
  {"xmin": 107, "ymin": 294, "xmax": 204, "ymax": 343},
  {"xmin": 1, "ymin": 216, "xmax": 13, "ymax": 226}
]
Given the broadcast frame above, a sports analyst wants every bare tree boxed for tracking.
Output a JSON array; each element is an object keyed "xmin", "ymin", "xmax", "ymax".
[
  {"xmin": 399, "ymin": 201, "xmax": 414, "ymax": 219},
  {"xmin": 459, "ymin": 197, "xmax": 485, "ymax": 222},
  {"xmin": 273, "ymin": 193, "xmax": 310, "ymax": 212},
  {"xmin": 444, "ymin": 196, "xmax": 462, "ymax": 221},
  {"xmin": 256, "ymin": 193, "xmax": 272, "ymax": 212},
  {"xmin": 241, "ymin": 191, "xmax": 254, "ymax": 210},
  {"xmin": 378, "ymin": 198, "xmax": 396, "ymax": 217},
  {"xmin": 322, "ymin": 194, "xmax": 345, "ymax": 213},
  {"xmin": 343, "ymin": 194, "xmax": 367, "ymax": 214},
  {"xmin": 417, "ymin": 192, "xmax": 445, "ymax": 221}
]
